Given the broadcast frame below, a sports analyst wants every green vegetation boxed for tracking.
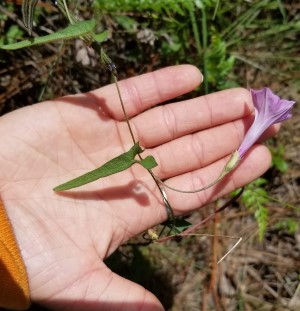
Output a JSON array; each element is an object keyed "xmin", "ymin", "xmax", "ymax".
[
  {"xmin": 95, "ymin": 0, "xmax": 299, "ymax": 93},
  {"xmin": 238, "ymin": 178, "xmax": 270, "ymax": 241}
]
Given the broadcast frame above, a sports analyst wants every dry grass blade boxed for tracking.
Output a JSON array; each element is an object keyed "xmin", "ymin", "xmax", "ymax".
[
  {"xmin": 289, "ymin": 284, "xmax": 300, "ymax": 310},
  {"xmin": 21, "ymin": 0, "xmax": 38, "ymax": 35}
]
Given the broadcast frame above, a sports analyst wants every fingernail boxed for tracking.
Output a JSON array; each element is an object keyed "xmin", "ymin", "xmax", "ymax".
[{"xmin": 200, "ymin": 73, "xmax": 204, "ymax": 83}]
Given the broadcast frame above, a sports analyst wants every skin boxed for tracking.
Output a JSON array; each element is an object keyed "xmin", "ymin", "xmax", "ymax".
[{"xmin": 0, "ymin": 65, "xmax": 276, "ymax": 310}]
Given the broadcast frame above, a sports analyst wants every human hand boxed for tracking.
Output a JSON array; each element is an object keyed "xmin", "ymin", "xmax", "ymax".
[{"xmin": 0, "ymin": 65, "xmax": 274, "ymax": 310}]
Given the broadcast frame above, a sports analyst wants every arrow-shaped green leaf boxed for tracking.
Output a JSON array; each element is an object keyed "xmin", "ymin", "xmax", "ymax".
[
  {"xmin": 54, "ymin": 142, "xmax": 157, "ymax": 191},
  {"xmin": 1, "ymin": 19, "xmax": 97, "ymax": 50}
]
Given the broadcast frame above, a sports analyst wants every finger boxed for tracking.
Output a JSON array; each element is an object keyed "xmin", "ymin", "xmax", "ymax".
[
  {"xmin": 164, "ymin": 145, "xmax": 272, "ymax": 214},
  {"xmin": 132, "ymin": 88, "xmax": 253, "ymax": 147},
  {"xmin": 89, "ymin": 65, "xmax": 203, "ymax": 120},
  {"xmin": 148, "ymin": 117, "xmax": 250, "ymax": 180},
  {"xmin": 146, "ymin": 115, "xmax": 280, "ymax": 180}
]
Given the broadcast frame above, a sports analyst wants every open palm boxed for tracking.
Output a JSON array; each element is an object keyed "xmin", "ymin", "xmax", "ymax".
[{"xmin": 0, "ymin": 65, "xmax": 273, "ymax": 310}]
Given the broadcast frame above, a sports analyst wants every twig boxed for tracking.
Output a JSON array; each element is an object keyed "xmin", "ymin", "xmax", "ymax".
[{"xmin": 210, "ymin": 206, "xmax": 222, "ymax": 311}]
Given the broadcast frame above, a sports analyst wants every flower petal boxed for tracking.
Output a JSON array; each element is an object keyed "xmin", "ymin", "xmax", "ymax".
[{"xmin": 238, "ymin": 88, "xmax": 295, "ymax": 158}]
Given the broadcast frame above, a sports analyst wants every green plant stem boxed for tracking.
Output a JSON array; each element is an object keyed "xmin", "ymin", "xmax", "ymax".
[
  {"xmin": 212, "ymin": 0, "xmax": 220, "ymax": 20},
  {"xmin": 201, "ymin": 5, "xmax": 208, "ymax": 94},
  {"xmin": 276, "ymin": 0, "xmax": 287, "ymax": 22},
  {"xmin": 188, "ymin": 2, "xmax": 208, "ymax": 93},
  {"xmin": 113, "ymin": 75, "xmax": 137, "ymax": 145},
  {"xmin": 38, "ymin": 42, "xmax": 64, "ymax": 102},
  {"xmin": 62, "ymin": 0, "xmax": 74, "ymax": 25},
  {"xmin": 112, "ymin": 73, "xmax": 175, "ymax": 226},
  {"xmin": 156, "ymin": 150, "xmax": 240, "ymax": 194},
  {"xmin": 188, "ymin": 3, "xmax": 201, "ymax": 55}
]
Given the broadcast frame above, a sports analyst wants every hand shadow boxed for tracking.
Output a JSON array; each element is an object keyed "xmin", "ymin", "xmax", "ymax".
[
  {"xmin": 55, "ymin": 91, "xmax": 118, "ymax": 122},
  {"xmin": 54, "ymin": 180, "xmax": 155, "ymax": 207}
]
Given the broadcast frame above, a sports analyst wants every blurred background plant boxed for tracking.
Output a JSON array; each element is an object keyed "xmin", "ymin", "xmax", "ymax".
[{"xmin": 0, "ymin": 0, "xmax": 299, "ymax": 310}]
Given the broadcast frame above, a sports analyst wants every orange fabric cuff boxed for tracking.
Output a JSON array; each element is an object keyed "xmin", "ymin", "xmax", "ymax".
[{"xmin": 0, "ymin": 201, "xmax": 30, "ymax": 310}]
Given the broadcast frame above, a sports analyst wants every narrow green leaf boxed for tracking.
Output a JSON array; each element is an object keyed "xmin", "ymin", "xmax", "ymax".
[
  {"xmin": 1, "ymin": 19, "xmax": 96, "ymax": 50},
  {"xmin": 54, "ymin": 143, "xmax": 144, "ymax": 191}
]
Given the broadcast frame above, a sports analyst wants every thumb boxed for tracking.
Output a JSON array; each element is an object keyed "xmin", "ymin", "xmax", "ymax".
[{"xmin": 40, "ymin": 268, "xmax": 165, "ymax": 311}]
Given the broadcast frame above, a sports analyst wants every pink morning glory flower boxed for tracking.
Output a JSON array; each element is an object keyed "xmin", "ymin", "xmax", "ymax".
[
  {"xmin": 237, "ymin": 87, "xmax": 295, "ymax": 158},
  {"xmin": 221, "ymin": 87, "xmax": 295, "ymax": 177}
]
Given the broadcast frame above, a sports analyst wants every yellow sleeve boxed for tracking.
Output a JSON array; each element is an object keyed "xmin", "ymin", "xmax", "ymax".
[{"xmin": 0, "ymin": 201, "xmax": 30, "ymax": 310}]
